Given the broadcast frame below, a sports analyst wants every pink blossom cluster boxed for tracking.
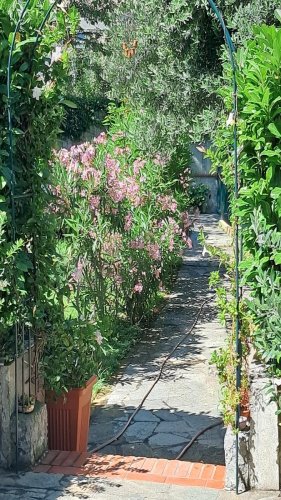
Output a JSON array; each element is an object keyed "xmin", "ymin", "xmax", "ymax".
[
  {"xmin": 105, "ymin": 154, "xmax": 141, "ymax": 206},
  {"xmin": 179, "ymin": 168, "xmax": 190, "ymax": 190},
  {"xmin": 181, "ymin": 211, "xmax": 192, "ymax": 231},
  {"xmin": 89, "ymin": 195, "xmax": 101, "ymax": 211},
  {"xmin": 114, "ymin": 146, "xmax": 131, "ymax": 155},
  {"xmin": 146, "ymin": 242, "xmax": 161, "ymax": 261},
  {"xmin": 124, "ymin": 213, "xmax": 133, "ymax": 231},
  {"xmin": 133, "ymin": 158, "xmax": 146, "ymax": 175},
  {"xmin": 102, "ymin": 233, "xmax": 123, "ymax": 256},
  {"xmin": 167, "ymin": 217, "xmax": 181, "ymax": 235},
  {"xmin": 157, "ymin": 195, "xmax": 177, "ymax": 213},
  {"xmin": 129, "ymin": 238, "xmax": 145, "ymax": 250},
  {"xmin": 56, "ymin": 143, "xmax": 96, "ymax": 178}
]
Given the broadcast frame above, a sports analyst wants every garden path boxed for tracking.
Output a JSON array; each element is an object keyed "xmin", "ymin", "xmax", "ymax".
[{"xmin": 88, "ymin": 214, "xmax": 231, "ymax": 464}]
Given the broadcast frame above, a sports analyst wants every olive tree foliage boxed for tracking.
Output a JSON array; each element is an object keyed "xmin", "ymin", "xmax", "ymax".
[{"xmin": 69, "ymin": 0, "xmax": 279, "ymax": 148}]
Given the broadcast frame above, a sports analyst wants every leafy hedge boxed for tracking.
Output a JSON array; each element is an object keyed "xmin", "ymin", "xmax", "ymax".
[
  {"xmin": 0, "ymin": 1, "xmax": 78, "ymax": 361},
  {"xmin": 209, "ymin": 24, "xmax": 281, "ymax": 374}
]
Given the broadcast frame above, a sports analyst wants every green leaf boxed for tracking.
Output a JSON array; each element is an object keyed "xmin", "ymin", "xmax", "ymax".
[
  {"xmin": 273, "ymin": 253, "xmax": 281, "ymax": 265},
  {"xmin": 16, "ymin": 37, "xmax": 37, "ymax": 48},
  {"xmin": 61, "ymin": 99, "xmax": 78, "ymax": 109},
  {"xmin": 19, "ymin": 62, "xmax": 29, "ymax": 72},
  {"xmin": 0, "ymin": 176, "xmax": 6, "ymax": 190},
  {"xmin": 275, "ymin": 9, "xmax": 281, "ymax": 23},
  {"xmin": 268, "ymin": 122, "xmax": 281, "ymax": 138}
]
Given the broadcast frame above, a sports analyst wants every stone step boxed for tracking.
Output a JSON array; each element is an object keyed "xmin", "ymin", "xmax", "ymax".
[{"xmin": 34, "ymin": 450, "xmax": 226, "ymax": 489}]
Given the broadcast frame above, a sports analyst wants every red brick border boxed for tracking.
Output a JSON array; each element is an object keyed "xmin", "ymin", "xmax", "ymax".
[{"xmin": 34, "ymin": 451, "xmax": 226, "ymax": 490}]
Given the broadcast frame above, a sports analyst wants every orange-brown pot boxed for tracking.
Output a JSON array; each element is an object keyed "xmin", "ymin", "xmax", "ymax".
[{"xmin": 46, "ymin": 374, "xmax": 97, "ymax": 452}]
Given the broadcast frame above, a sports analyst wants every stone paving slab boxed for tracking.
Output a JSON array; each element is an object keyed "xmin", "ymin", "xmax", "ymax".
[
  {"xmin": 87, "ymin": 215, "xmax": 230, "ymax": 464},
  {"xmin": 0, "ymin": 472, "xmax": 278, "ymax": 500}
]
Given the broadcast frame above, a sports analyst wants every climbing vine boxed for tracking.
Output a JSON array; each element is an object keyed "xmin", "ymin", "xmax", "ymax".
[{"xmin": 207, "ymin": 22, "xmax": 281, "ymax": 422}]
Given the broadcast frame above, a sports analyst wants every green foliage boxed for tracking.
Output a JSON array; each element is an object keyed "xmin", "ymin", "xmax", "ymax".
[
  {"xmin": 209, "ymin": 25, "xmax": 281, "ymax": 375},
  {"xmin": 84, "ymin": 0, "xmax": 280, "ymax": 145},
  {"xmin": 201, "ymin": 232, "xmax": 250, "ymax": 427},
  {"xmin": 0, "ymin": 2, "xmax": 79, "ymax": 358},
  {"xmin": 188, "ymin": 183, "xmax": 210, "ymax": 211},
  {"xmin": 62, "ymin": 48, "xmax": 109, "ymax": 141}
]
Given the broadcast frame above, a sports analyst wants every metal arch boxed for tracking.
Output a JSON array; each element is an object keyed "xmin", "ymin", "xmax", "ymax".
[
  {"xmin": 6, "ymin": 0, "xmax": 60, "ymax": 473},
  {"xmin": 207, "ymin": 1, "xmax": 241, "ymax": 495}
]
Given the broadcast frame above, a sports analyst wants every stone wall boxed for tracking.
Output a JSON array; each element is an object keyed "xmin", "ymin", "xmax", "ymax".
[
  {"xmin": 248, "ymin": 360, "xmax": 280, "ymax": 490},
  {"xmin": 0, "ymin": 363, "xmax": 15, "ymax": 468},
  {"xmin": 0, "ymin": 355, "xmax": 48, "ymax": 470},
  {"xmin": 224, "ymin": 356, "xmax": 280, "ymax": 492}
]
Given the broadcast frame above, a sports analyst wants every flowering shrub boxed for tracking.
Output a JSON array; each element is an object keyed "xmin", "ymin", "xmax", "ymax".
[{"xmin": 50, "ymin": 105, "xmax": 193, "ymax": 363}]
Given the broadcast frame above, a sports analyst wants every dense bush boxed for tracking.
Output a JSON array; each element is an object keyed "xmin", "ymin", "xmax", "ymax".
[
  {"xmin": 44, "ymin": 104, "xmax": 194, "ymax": 392},
  {"xmin": 209, "ymin": 24, "xmax": 281, "ymax": 375}
]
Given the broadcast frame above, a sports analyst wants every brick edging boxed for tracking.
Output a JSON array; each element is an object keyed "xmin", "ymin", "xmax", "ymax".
[{"xmin": 34, "ymin": 451, "xmax": 226, "ymax": 490}]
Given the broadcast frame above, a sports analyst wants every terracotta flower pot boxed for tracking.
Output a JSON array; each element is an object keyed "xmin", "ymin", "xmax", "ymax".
[
  {"xmin": 240, "ymin": 407, "xmax": 250, "ymax": 419},
  {"xmin": 46, "ymin": 374, "xmax": 97, "ymax": 452}
]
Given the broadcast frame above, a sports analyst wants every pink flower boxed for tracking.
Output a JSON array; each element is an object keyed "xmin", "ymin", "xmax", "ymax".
[
  {"xmin": 81, "ymin": 167, "xmax": 96, "ymax": 180},
  {"xmin": 154, "ymin": 153, "xmax": 166, "ymax": 166},
  {"xmin": 181, "ymin": 211, "xmax": 191, "ymax": 230},
  {"xmin": 89, "ymin": 195, "xmax": 100, "ymax": 210},
  {"xmin": 94, "ymin": 132, "xmax": 107, "ymax": 144},
  {"xmin": 114, "ymin": 146, "xmax": 130, "ymax": 155},
  {"xmin": 146, "ymin": 243, "xmax": 161, "ymax": 261},
  {"xmin": 169, "ymin": 238, "xmax": 174, "ymax": 251},
  {"xmin": 130, "ymin": 238, "xmax": 145, "ymax": 250},
  {"xmin": 157, "ymin": 195, "xmax": 177, "ymax": 213},
  {"xmin": 81, "ymin": 146, "xmax": 95, "ymax": 166},
  {"xmin": 133, "ymin": 282, "xmax": 143, "ymax": 293},
  {"xmin": 108, "ymin": 180, "xmax": 127, "ymax": 203},
  {"xmin": 126, "ymin": 177, "xmax": 140, "ymax": 201},
  {"xmin": 133, "ymin": 158, "xmax": 146, "ymax": 175},
  {"xmin": 182, "ymin": 233, "xmax": 193, "ymax": 249},
  {"xmin": 124, "ymin": 213, "xmax": 133, "ymax": 231}
]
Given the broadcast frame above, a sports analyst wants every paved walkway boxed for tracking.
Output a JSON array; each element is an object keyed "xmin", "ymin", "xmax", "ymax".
[
  {"xmin": 0, "ymin": 470, "xmax": 278, "ymax": 499},
  {"xmin": 0, "ymin": 217, "xmax": 278, "ymax": 498},
  {"xmin": 88, "ymin": 214, "xmax": 230, "ymax": 464}
]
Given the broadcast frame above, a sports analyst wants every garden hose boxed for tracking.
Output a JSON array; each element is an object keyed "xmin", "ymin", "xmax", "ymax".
[{"xmin": 92, "ymin": 296, "xmax": 223, "ymax": 458}]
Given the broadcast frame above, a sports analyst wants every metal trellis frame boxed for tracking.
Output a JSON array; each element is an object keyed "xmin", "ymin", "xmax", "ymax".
[
  {"xmin": 6, "ymin": 0, "xmax": 59, "ymax": 472},
  {"xmin": 207, "ymin": 0, "xmax": 242, "ymax": 495}
]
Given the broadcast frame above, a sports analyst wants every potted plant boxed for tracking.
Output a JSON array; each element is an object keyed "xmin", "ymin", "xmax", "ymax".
[
  {"xmin": 18, "ymin": 394, "xmax": 35, "ymax": 414},
  {"xmin": 240, "ymin": 387, "xmax": 250, "ymax": 419},
  {"xmin": 43, "ymin": 319, "xmax": 100, "ymax": 452}
]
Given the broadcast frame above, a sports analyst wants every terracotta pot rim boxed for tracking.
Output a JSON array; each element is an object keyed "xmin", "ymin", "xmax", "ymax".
[
  {"xmin": 69, "ymin": 373, "xmax": 98, "ymax": 392},
  {"xmin": 46, "ymin": 374, "xmax": 98, "ymax": 400}
]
